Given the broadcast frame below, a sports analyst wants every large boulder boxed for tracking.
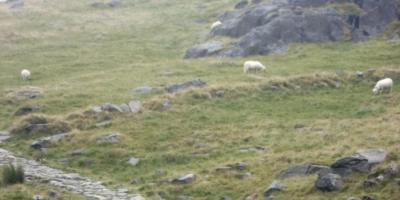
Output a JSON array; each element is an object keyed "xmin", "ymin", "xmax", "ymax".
[{"xmin": 186, "ymin": 0, "xmax": 399, "ymax": 58}]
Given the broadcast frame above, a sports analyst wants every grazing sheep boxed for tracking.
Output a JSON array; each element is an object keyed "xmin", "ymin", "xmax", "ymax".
[
  {"xmin": 243, "ymin": 61, "xmax": 266, "ymax": 74},
  {"xmin": 21, "ymin": 69, "xmax": 31, "ymax": 81},
  {"xmin": 373, "ymin": 78, "xmax": 393, "ymax": 95},
  {"xmin": 211, "ymin": 20, "xmax": 222, "ymax": 30}
]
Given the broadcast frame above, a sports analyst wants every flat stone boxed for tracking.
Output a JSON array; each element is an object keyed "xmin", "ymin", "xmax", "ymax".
[
  {"xmin": 31, "ymin": 133, "xmax": 72, "ymax": 149},
  {"xmin": 101, "ymin": 103, "xmax": 123, "ymax": 112},
  {"xmin": 96, "ymin": 132, "xmax": 121, "ymax": 143},
  {"xmin": 165, "ymin": 79, "xmax": 207, "ymax": 93},
  {"xmin": 331, "ymin": 155, "xmax": 370, "ymax": 176},
  {"xmin": 315, "ymin": 173, "xmax": 344, "ymax": 192},
  {"xmin": 355, "ymin": 149, "xmax": 387, "ymax": 164},
  {"xmin": 128, "ymin": 101, "xmax": 142, "ymax": 113},
  {"xmin": 171, "ymin": 173, "xmax": 196, "ymax": 184},
  {"xmin": 131, "ymin": 86, "xmax": 154, "ymax": 94},
  {"xmin": 279, "ymin": 164, "xmax": 332, "ymax": 179},
  {"xmin": 264, "ymin": 180, "xmax": 284, "ymax": 197}
]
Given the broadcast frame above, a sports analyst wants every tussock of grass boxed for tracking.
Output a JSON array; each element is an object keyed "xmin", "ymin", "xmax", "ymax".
[{"xmin": 10, "ymin": 114, "xmax": 71, "ymax": 135}]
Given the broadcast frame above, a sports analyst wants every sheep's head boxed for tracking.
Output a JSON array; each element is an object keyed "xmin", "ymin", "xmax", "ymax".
[{"xmin": 372, "ymin": 87, "xmax": 379, "ymax": 95}]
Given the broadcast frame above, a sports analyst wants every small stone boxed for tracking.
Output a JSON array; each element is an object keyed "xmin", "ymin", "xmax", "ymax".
[
  {"xmin": 162, "ymin": 100, "xmax": 172, "ymax": 109},
  {"xmin": 315, "ymin": 173, "xmax": 344, "ymax": 192},
  {"xmin": 92, "ymin": 106, "xmax": 103, "ymax": 113},
  {"xmin": 279, "ymin": 164, "xmax": 332, "ymax": 179},
  {"xmin": 119, "ymin": 104, "xmax": 131, "ymax": 112},
  {"xmin": 128, "ymin": 100, "xmax": 142, "ymax": 113},
  {"xmin": 101, "ymin": 103, "xmax": 123, "ymax": 112},
  {"xmin": 48, "ymin": 191, "xmax": 59, "ymax": 198},
  {"xmin": 71, "ymin": 149, "xmax": 84, "ymax": 156},
  {"xmin": 95, "ymin": 120, "xmax": 112, "ymax": 128},
  {"xmin": 32, "ymin": 195, "xmax": 44, "ymax": 200},
  {"xmin": 347, "ymin": 197, "xmax": 361, "ymax": 200},
  {"xmin": 128, "ymin": 157, "xmax": 140, "ymax": 166},
  {"xmin": 0, "ymin": 131, "xmax": 11, "ymax": 143},
  {"xmin": 165, "ymin": 79, "xmax": 206, "ymax": 93},
  {"xmin": 356, "ymin": 71, "xmax": 364, "ymax": 79},
  {"xmin": 171, "ymin": 173, "xmax": 196, "ymax": 184},
  {"xmin": 384, "ymin": 162, "xmax": 399, "ymax": 177},
  {"xmin": 220, "ymin": 196, "xmax": 232, "ymax": 200},
  {"xmin": 215, "ymin": 90, "xmax": 225, "ymax": 98},
  {"xmin": 130, "ymin": 195, "xmax": 146, "ymax": 200},
  {"xmin": 264, "ymin": 180, "xmax": 284, "ymax": 197},
  {"xmin": 96, "ymin": 132, "xmax": 121, "ymax": 143},
  {"xmin": 31, "ymin": 133, "xmax": 71, "ymax": 149},
  {"xmin": 228, "ymin": 162, "xmax": 247, "ymax": 171},
  {"xmin": 355, "ymin": 149, "xmax": 387, "ymax": 164},
  {"xmin": 130, "ymin": 178, "xmax": 143, "ymax": 185},
  {"xmin": 131, "ymin": 86, "xmax": 153, "ymax": 94}
]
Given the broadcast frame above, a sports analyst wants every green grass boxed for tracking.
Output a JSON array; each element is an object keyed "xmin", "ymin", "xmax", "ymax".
[{"xmin": 1, "ymin": 0, "xmax": 400, "ymax": 199}]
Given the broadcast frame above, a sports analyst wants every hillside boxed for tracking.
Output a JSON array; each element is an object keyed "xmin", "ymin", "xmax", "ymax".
[{"xmin": 0, "ymin": 0, "xmax": 400, "ymax": 200}]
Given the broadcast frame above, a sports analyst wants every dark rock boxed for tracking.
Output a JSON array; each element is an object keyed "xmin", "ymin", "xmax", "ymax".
[
  {"xmin": 228, "ymin": 162, "xmax": 247, "ymax": 171},
  {"xmin": 356, "ymin": 71, "xmax": 364, "ymax": 79},
  {"xmin": 165, "ymin": 79, "xmax": 206, "ymax": 93},
  {"xmin": 96, "ymin": 132, "xmax": 121, "ymax": 143},
  {"xmin": 31, "ymin": 133, "xmax": 72, "ymax": 149},
  {"xmin": 184, "ymin": 40, "xmax": 224, "ymax": 59},
  {"xmin": 315, "ymin": 173, "xmax": 344, "ymax": 192},
  {"xmin": 361, "ymin": 195, "xmax": 377, "ymax": 200},
  {"xmin": 128, "ymin": 100, "xmax": 142, "ymax": 113},
  {"xmin": 32, "ymin": 195, "xmax": 44, "ymax": 200},
  {"xmin": 279, "ymin": 164, "xmax": 332, "ymax": 179},
  {"xmin": 331, "ymin": 155, "xmax": 370, "ymax": 176},
  {"xmin": 171, "ymin": 173, "xmax": 196, "ymax": 184},
  {"xmin": 235, "ymin": 0, "xmax": 248, "ymax": 9},
  {"xmin": 384, "ymin": 162, "xmax": 399, "ymax": 178},
  {"xmin": 48, "ymin": 191, "xmax": 60, "ymax": 198},
  {"xmin": 264, "ymin": 180, "xmax": 284, "ymax": 197},
  {"xmin": 355, "ymin": 149, "xmax": 387, "ymax": 164},
  {"xmin": 14, "ymin": 105, "xmax": 39, "ymax": 116},
  {"xmin": 101, "ymin": 103, "xmax": 123, "ymax": 112}
]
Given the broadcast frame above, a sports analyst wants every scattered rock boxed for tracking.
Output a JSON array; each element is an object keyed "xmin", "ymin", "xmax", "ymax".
[
  {"xmin": 101, "ymin": 103, "xmax": 123, "ymax": 113},
  {"xmin": 356, "ymin": 71, "xmax": 364, "ymax": 79},
  {"xmin": 315, "ymin": 173, "xmax": 344, "ymax": 192},
  {"xmin": 32, "ymin": 195, "xmax": 44, "ymax": 200},
  {"xmin": 331, "ymin": 155, "xmax": 370, "ymax": 176},
  {"xmin": 119, "ymin": 104, "xmax": 131, "ymax": 112},
  {"xmin": 31, "ymin": 133, "xmax": 72, "ymax": 149},
  {"xmin": 165, "ymin": 79, "xmax": 207, "ymax": 93},
  {"xmin": 128, "ymin": 101, "xmax": 142, "ymax": 113},
  {"xmin": 184, "ymin": 41, "xmax": 224, "ymax": 59},
  {"xmin": 128, "ymin": 157, "xmax": 140, "ymax": 166},
  {"xmin": 384, "ymin": 162, "xmax": 399, "ymax": 178},
  {"xmin": 48, "ymin": 191, "xmax": 60, "ymax": 198},
  {"xmin": 0, "ymin": 131, "xmax": 11, "ymax": 143},
  {"xmin": 96, "ymin": 132, "xmax": 121, "ymax": 143},
  {"xmin": 279, "ymin": 164, "xmax": 331, "ymax": 179},
  {"xmin": 235, "ymin": 0, "xmax": 248, "ymax": 9},
  {"xmin": 14, "ymin": 105, "xmax": 39, "ymax": 116},
  {"xmin": 355, "ymin": 149, "xmax": 387, "ymax": 164},
  {"xmin": 264, "ymin": 180, "xmax": 284, "ymax": 197},
  {"xmin": 171, "ymin": 173, "xmax": 196, "ymax": 184},
  {"xmin": 71, "ymin": 149, "xmax": 84, "ymax": 156},
  {"xmin": 361, "ymin": 195, "xmax": 377, "ymax": 200},
  {"xmin": 131, "ymin": 86, "xmax": 154, "ymax": 94}
]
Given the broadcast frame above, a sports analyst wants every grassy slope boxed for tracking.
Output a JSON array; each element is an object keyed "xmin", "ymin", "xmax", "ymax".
[{"xmin": 0, "ymin": 0, "xmax": 400, "ymax": 199}]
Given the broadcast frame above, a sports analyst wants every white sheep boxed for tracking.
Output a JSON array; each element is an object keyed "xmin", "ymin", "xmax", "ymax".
[
  {"xmin": 243, "ymin": 61, "xmax": 266, "ymax": 74},
  {"xmin": 373, "ymin": 78, "xmax": 393, "ymax": 95},
  {"xmin": 210, "ymin": 20, "xmax": 222, "ymax": 30},
  {"xmin": 21, "ymin": 69, "xmax": 31, "ymax": 81}
]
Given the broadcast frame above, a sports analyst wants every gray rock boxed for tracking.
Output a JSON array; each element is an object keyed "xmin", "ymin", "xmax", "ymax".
[
  {"xmin": 130, "ymin": 195, "xmax": 146, "ymax": 200},
  {"xmin": 128, "ymin": 100, "xmax": 142, "ymax": 113},
  {"xmin": 131, "ymin": 86, "xmax": 154, "ymax": 94},
  {"xmin": 264, "ymin": 180, "xmax": 284, "ymax": 197},
  {"xmin": 32, "ymin": 195, "xmax": 44, "ymax": 200},
  {"xmin": 331, "ymin": 155, "xmax": 370, "ymax": 176},
  {"xmin": 279, "ymin": 164, "xmax": 332, "ymax": 179},
  {"xmin": 315, "ymin": 173, "xmax": 344, "ymax": 192},
  {"xmin": 214, "ymin": 90, "xmax": 225, "ymax": 98},
  {"xmin": 96, "ymin": 132, "xmax": 121, "ymax": 143},
  {"xmin": 165, "ymin": 79, "xmax": 206, "ymax": 93},
  {"xmin": 31, "ymin": 133, "xmax": 71, "ymax": 149},
  {"xmin": 356, "ymin": 71, "xmax": 364, "ymax": 79},
  {"xmin": 384, "ymin": 162, "xmax": 399, "ymax": 178},
  {"xmin": 0, "ymin": 131, "xmax": 11, "ymax": 143},
  {"xmin": 171, "ymin": 173, "xmax": 196, "ymax": 184},
  {"xmin": 92, "ymin": 106, "xmax": 103, "ymax": 113},
  {"xmin": 355, "ymin": 149, "xmax": 387, "ymax": 164},
  {"xmin": 128, "ymin": 157, "xmax": 140, "ymax": 166},
  {"xmin": 162, "ymin": 100, "xmax": 172, "ymax": 109},
  {"xmin": 48, "ymin": 191, "xmax": 60, "ymax": 198},
  {"xmin": 184, "ymin": 41, "xmax": 224, "ymax": 59},
  {"xmin": 187, "ymin": 0, "xmax": 399, "ymax": 58},
  {"xmin": 95, "ymin": 120, "xmax": 112, "ymax": 128},
  {"xmin": 235, "ymin": 0, "xmax": 248, "ymax": 9},
  {"xmin": 347, "ymin": 197, "xmax": 362, "ymax": 200},
  {"xmin": 119, "ymin": 104, "xmax": 131, "ymax": 112},
  {"xmin": 14, "ymin": 105, "xmax": 39, "ymax": 116},
  {"xmin": 101, "ymin": 103, "xmax": 123, "ymax": 112}
]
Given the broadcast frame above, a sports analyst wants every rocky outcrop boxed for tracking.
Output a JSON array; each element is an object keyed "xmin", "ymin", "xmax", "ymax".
[
  {"xmin": 0, "ymin": 148, "xmax": 145, "ymax": 200},
  {"xmin": 185, "ymin": 0, "xmax": 399, "ymax": 58}
]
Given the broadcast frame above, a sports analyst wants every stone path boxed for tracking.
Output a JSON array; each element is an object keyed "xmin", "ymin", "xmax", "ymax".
[{"xmin": 0, "ymin": 148, "xmax": 145, "ymax": 200}]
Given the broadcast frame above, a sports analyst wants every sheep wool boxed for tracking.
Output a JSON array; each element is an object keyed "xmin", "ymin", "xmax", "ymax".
[
  {"xmin": 243, "ymin": 61, "xmax": 266, "ymax": 74},
  {"xmin": 373, "ymin": 78, "xmax": 393, "ymax": 95},
  {"xmin": 21, "ymin": 69, "xmax": 31, "ymax": 81}
]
